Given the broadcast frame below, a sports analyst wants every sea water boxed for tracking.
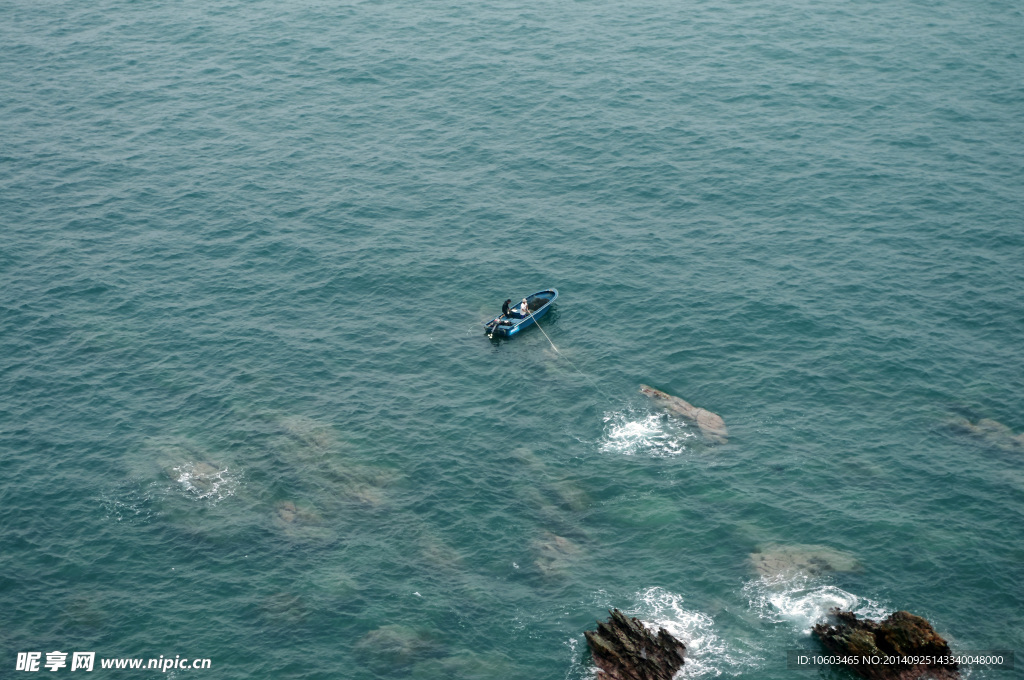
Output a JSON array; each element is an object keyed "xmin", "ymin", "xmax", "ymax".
[{"xmin": 2, "ymin": 0, "xmax": 1022, "ymax": 677}]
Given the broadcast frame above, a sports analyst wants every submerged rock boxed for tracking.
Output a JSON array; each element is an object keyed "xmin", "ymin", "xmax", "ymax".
[
  {"xmin": 273, "ymin": 500, "xmax": 336, "ymax": 542},
  {"xmin": 164, "ymin": 460, "xmax": 232, "ymax": 499},
  {"xmin": 321, "ymin": 459, "xmax": 401, "ymax": 507},
  {"xmin": 278, "ymin": 414, "xmax": 338, "ymax": 452},
  {"xmin": 355, "ymin": 624, "xmax": 439, "ymax": 668},
  {"xmin": 306, "ymin": 569, "xmax": 358, "ymax": 598},
  {"xmin": 585, "ymin": 609, "xmax": 687, "ymax": 680},
  {"xmin": 410, "ymin": 652, "xmax": 512, "ymax": 679},
  {"xmin": 143, "ymin": 437, "xmax": 237, "ymax": 503},
  {"xmin": 259, "ymin": 591, "xmax": 309, "ymax": 624},
  {"xmin": 639, "ymin": 385, "xmax": 728, "ymax": 444},
  {"xmin": 509, "ymin": 446, "xmax": 545, "ymax": 470},
  {"xmin": 418, "ymin": 534, "xmax": 464, "ymax": 569},
  {"xmin": 532, "ymin": 532, "xmax": 582, "ymax": 577},
  {"xmin": 813, "ymin": 609, "xmax": 959, "ymax": 680},
  {"xmin": 553, "ymin": 479, "xmax": 590, "ymax": 511},
  {"xmin": 948, "ymin": 416, "xmax": 1024, "ymax": 452},
  {"xmin": 275, "ymin": 500, "xmax": 321, "ymax": 525},
  {"xmin": 749, "ymin": 543, "xmax": 860, "ymax": 577},
  {"xmin": 343, "ymin": 482, "xmax": 386, "ymax": 507},
  {"xmin": 509, "ymin": 447, "xmax": 590, "ymax": 511}
]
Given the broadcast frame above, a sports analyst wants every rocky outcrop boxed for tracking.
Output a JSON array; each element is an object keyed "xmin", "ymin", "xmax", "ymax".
[
  {"xmin": 813, "ymin": 609, "xmax": 959, "ymax": 680},
  {"xmin": 585, "ymin": 609, "xmax": 686, "ymax": 680},
  {"xmin": 640, "ymin": 385, "xmax": 728, "ymax": 444}
]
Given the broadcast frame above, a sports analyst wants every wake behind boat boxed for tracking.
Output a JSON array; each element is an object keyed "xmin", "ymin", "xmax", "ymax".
[{"xmin": 485, "ymin": 289, "xmax": 557, "ymax": 338}]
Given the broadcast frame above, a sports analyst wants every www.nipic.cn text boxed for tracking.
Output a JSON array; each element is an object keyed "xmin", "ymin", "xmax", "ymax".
[{"xmin": 16, "ymin": 652, "xmax": 212, "ymax": 672}]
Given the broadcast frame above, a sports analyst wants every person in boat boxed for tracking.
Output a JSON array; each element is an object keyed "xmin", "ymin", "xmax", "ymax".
[
  {"xmin": 504, "ymin": 297, "xmax": 526, "ymax": 320},
  {"xmin": 519, "ymin": 298, "xmax": 529, "ymax": 317}
]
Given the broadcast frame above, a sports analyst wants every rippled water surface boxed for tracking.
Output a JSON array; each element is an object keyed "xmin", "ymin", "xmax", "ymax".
[{"xmin": 2, "ymin": 0, "xmax": 1023, "ymax": 677}]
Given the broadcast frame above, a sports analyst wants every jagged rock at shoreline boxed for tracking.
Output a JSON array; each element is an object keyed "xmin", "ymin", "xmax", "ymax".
[
  {"xmin": 639, "ymin": 385, "xmax": 728, "ymax": 444},
  {"xmin": 585, "ymin": 609, "xmax": 687, "ymax": 680},
  {"xmin": 813, "ymin": 608, "xmax": 959, "ymax": 680}
]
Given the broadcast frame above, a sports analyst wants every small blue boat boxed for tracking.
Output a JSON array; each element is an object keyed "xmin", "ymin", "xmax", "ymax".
[{"xmin": 485, "ymin": 289, "xmax": 558, "ymax": 338}]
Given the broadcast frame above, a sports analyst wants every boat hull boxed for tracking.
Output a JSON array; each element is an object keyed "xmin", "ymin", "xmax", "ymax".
[{"xmin": 485, "ymin": 289, "xmax": 558, "ymax": 338}]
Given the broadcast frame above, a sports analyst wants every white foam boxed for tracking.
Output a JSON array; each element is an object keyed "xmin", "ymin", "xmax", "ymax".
[
  {"xmin": 599, "ymin": 409, "xmax": 695, "ymax": 457},
  {"xmin": 171, "ymin": 462, "xmax": 237, "ymax": 503},
  {"xmin": 581, "ymin": 587, "xmax": 759, "ymax": 678},
  {"xmin": 100, "ymin": 478, "xmax": 155, "ymax": 523},
  {"xmin": 631, "ymin": 587, "xmax": 728, "ymax": 678},
  {"xmin": 743, "ymin": 573, "xmax": 889, "ymax": 635},
  {"xmin": 562, "ymin": 636, "xmax": 597, "ymax": 680}
]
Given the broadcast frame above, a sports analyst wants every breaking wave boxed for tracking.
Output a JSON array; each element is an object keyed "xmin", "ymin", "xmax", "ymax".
[
  {"xmin": 170, "ymin": 462, "xmax": 237, "ymax": 503},
  {"xmin": 599, "ymin": 409, "xmax": 696, "ymax": 457},
  {"xmin": 573, "ymin": 586, "xmax": 761, "ymax": 679},
  {"xmin": 632, "ymin": 587, "xmax": 727, "ymax": 678},
  {"xmin": 743, "ymin": 573, "xmax": 889, "ymax": 635}
]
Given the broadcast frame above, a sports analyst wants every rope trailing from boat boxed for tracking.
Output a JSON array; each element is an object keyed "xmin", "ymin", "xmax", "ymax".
[{"xmin": 526, "ymin": 308, "xmax": 615, "ymax": 402}]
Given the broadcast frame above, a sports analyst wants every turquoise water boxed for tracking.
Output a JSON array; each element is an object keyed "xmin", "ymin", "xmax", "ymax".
[{"xmin": 2, "ymin": 0, "xmax": 1023, "ymax": 677}]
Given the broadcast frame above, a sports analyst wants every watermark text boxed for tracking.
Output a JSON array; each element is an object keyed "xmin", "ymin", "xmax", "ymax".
[{"xmin": 16, "ymin": 652, "xmax": 211, "ymax": 672}]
